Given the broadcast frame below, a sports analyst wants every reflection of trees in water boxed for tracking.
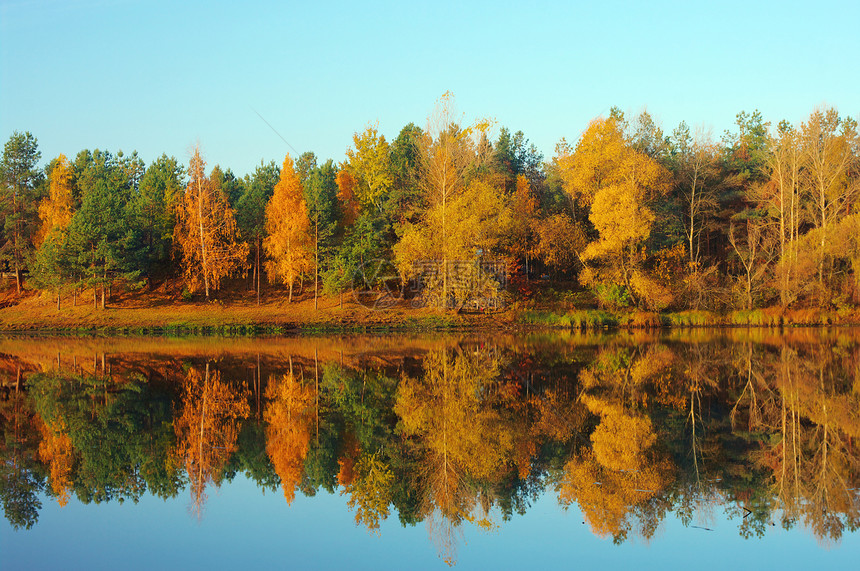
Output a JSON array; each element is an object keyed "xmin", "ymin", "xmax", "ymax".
[
  {"xmin": 264, "ymin": 359, "xmax": 314, "ymax": 505},
  {"xmin": 741, "ymin": 345, "xmax": 860, "ymax": 543},
  {"xmin": 0, "ymin": 376, "xmax": 43, "ymax": 530},
  {"xmin": 174, "ymin": 362, "xmax": 249, "ymax": 519},
  {"xmin": 395, "ymin": 345, "xmax": 535, "ymax": 563},
  {"xmin": 36, "ymin": 416, "xmax": 73, "ymax": 506},
  {"xmin": 2, "ymin": 335, "xmax": 860, "ymax": 553},
  {"xmin": 558, "ymin": 344, "xmax": 676, "ymax": 541}
]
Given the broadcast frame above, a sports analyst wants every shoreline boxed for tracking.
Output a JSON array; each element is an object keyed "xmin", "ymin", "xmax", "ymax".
[{"xmin": 2, "ymin": 294, "xmax": 859, "ymax": 335}]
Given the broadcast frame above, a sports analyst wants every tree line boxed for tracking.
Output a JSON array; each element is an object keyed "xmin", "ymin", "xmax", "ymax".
[{"xmin": 1, "ymin": 94, "xmax": 858, "ymax": 311}]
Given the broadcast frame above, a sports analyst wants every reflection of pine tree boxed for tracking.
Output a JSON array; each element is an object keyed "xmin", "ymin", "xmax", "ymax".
[
  {"xmin": 0, "ymin": 377, "xmax": 44, "ymax": 530},
  {"xmin": 174, "ymin": 363, "xmax": 249, "ymax": 519}
]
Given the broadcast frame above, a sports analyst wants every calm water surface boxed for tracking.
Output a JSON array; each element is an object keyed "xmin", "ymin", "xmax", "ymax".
[{"xmin": 1, "ymin": 330, "xmax": 859, "ymax": 568}]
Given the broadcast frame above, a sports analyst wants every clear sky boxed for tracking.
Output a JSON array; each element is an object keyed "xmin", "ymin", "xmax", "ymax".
[{"xmin": 1, "ymin": 0, "xmax": 857, "ymax": 178}]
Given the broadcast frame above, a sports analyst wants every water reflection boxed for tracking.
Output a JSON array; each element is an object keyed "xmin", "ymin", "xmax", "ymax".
[{"xmin": 1, "ymin": 331, "xmax": 859, "ymax": 562}]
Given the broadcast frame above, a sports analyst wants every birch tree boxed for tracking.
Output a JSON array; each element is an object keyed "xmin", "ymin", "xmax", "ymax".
[{"xmin": 175, "ymin": 146, "xmax": 248, "ymax": 299}]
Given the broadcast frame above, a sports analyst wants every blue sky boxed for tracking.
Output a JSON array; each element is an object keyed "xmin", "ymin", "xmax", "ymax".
[{"xmin": 1, "ymin": 0, "xmax": 857, "ymax": 177}]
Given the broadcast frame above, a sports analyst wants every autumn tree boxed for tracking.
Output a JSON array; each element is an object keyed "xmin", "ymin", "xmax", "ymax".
[
  {"xmin": 559, "ymin": 114, "xmax": 672, "ymax": 308},
  {"xmin": 30, "ymin": 155, "xmax": 77, "ymax": 307},
  {"xmin": 36, "ymin": 417, "xmax": 74, "ymax": 507},
  {"xmin": 758, "ymin": 122, "xmax": 803, "ymax": 306},
  {"xmin": 37, "ymin": 154, "xmax": 75, "ymax": 246},
  {"xmin": 393, "ymin": 93, "xmax": 498, "ymax": 307},
  {"xmin": 503, "ymin": 174, "xmax": 540, "ymax": 275},
  {"xmin": 395, "ymin": 178, "xmax": 510, "ymax": 308},
  {"xmin": 799, "ymin": 108, "xmax": 858, "ymax": 294},
  {"xmin": 175, "ymin": 146, "xmax": 248, "ymax": 299},
  {"xmin": 345, "ymin": 123, "xmax": 392, "ymax": 212},
  {"xmin": 0, "ymin": 131, "xmax": 44, "ymax": 293},
  {"xmin": 535, "ymin": 213, "xmax": 587, "ymax": 278},
  {"xmin": 264, "ymin": 154, "xmax": 312, "ymax": 302},
  {"xmin": 670, "ymin": 123, "xmax": 719, "ymax": 266}
]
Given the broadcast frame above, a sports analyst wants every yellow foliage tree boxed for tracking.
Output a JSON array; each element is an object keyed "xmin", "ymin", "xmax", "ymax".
[
  {"xmin": 345, "ymin": 123, "xmax": 392, "ymax": 212},
  {"xmin": 264, "ymin": 155, "xmax": 312, "ymax": 302},
  {"xmin": 558, "ymin": 447, "xmax": 672, "ymax": 539},
  {"xmin": 394, "ymin": 92, "xmax": 494, "ymax": 307},
  {"xmin": 37, "ymin": 154, "xmax": 75, "ymax": 247},
  {"xmin": 560, "ymin": 116, "xmax": 671, "ymax": 307},
  {"xmin": 175, "ymin": 146, "xmax": 248, "ymax": 299}
]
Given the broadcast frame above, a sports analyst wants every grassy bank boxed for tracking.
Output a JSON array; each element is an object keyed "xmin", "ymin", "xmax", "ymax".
[
  {"xmin": 516, "ymin": 307, "xmax": 860, "ymax": 329},
  {"xmin": 2, "ymin": 284, "xmax": 858, "ymax": 334}
]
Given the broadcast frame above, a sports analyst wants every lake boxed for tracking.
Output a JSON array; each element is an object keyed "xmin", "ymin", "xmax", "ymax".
[{"xmin": 1, "ymin": 330, "xmax": 859, "ymax": 569}]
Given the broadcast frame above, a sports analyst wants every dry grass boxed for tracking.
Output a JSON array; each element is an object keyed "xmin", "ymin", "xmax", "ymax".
[{"xmin": 0, "ymin": 279, "xmax": 513, "ymax": 332}]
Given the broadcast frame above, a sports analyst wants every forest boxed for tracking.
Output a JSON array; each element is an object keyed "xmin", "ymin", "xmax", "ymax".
[{"xmin": 1, "ymin": 94, "xmax": 858, "ymax": 317}]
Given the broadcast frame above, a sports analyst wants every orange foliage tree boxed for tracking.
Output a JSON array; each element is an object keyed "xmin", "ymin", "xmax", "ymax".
[
  {"xmin": 264, "ymin": 155, "xmax": 312, "ymax": 302},
  {"xmin": 175, "ymin": 146, "xmax": 248, "ymax": 299},
  {"xmin": 335, "ymin": 169, "xmax": 359, "ymax": 227}
]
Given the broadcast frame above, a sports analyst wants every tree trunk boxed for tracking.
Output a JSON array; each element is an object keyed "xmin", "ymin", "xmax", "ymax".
[
  {"xmin": 14, "ymin": 264, "xmax": 20, "ymax": 294},
  {"xmin": 198, "ymin": 177, "xmax": 210, "ymax": 299},
  {"xmin": 314, "ymin": 222, "xmax": 319, "ymax": 311},
  {"xmin": 256, "ymin": 239, "xmax": 261, "ymax": 306}
]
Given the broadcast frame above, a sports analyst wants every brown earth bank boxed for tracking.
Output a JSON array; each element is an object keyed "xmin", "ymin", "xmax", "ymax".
[
  {"xmin": 0, "ymin": 277, "xmax": 515, "ymax": 333},
  {"xmin": 1, "ymin": 278, "xmax": 858, "ymax": 333}
]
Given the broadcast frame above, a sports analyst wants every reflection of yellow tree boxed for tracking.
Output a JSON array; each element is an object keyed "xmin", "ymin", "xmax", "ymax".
[
  {"xmin": 772, "ymin": 348, "xmax": 860, "ymax": 542},
  {"xmin": 395, "ymin": 346, "xmax": 517, "ymax": 563},
  {"xmin": 174, "ymin": 363, "xmax": 249, "ymax": 519},
  {"xmin": 264, "ymin": 366, "xmax": 315, "ymax": 505},
  {"xmin": 559, "ymin": 343, "xmax": 676, "ymax": 540},
  {"xmin": 732, "ymin": 344, "xmax": 860, "ymax": 543},
  {"xmin": 37, "ymin": 416, "xmax": 74, "ymax": 507},
  {"xmin": 344, "ymin": 453, "xmax": 394, "ymax": 533},
  {"xmin": 559, "ymin": 448, "xmax": 672, "ymax": 539},
  {"xmin": 586, "ymin": 400, "xmax": 656, "ymax": 472}
]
